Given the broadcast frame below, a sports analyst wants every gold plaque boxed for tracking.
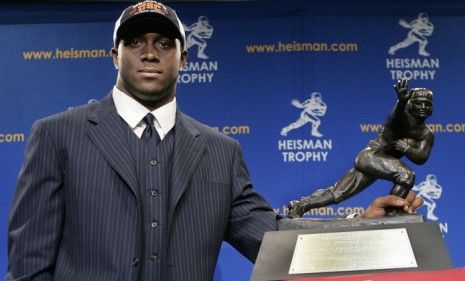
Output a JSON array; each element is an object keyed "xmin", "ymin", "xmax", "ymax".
[{"xmin": 289, "ymin": 228, "xmax": 417, "ymax": 274}]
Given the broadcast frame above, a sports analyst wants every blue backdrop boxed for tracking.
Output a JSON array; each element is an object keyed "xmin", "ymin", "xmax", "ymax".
[{"xmin": 1, "ymin": 1, "xmax": 464, "ymax": 280}]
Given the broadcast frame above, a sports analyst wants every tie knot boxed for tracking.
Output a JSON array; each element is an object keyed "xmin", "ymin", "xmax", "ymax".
[{"xmin": 143, "ymin": 113, "xmax": 155, "ymax": 126}]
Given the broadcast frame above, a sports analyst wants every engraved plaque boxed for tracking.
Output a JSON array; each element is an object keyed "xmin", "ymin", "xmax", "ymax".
[{"xmin": 289, "ymin": 228, "xmax": 417, "ymax": 274}]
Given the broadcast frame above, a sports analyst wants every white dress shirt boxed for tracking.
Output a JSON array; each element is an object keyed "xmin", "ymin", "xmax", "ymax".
[{"xmin": 112, "ymin": 86, "xmax": 176, "ymax": 141}]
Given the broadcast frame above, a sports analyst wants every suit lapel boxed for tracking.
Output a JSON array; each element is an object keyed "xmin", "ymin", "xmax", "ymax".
[
  {"xmin": 87, "ymin": 94, "xmax": 139, "ymax": 199},
  {"xmin": 169, "ymin": 111, "xmax": 206, "ymax": 213}
]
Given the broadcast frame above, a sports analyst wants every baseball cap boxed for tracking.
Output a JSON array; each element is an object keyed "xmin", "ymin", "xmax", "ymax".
[{"xmin": 113, "ymin": 1, "xmax": 186, "ymax": 49}]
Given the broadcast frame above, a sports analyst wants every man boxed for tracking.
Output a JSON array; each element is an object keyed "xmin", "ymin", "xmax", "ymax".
[
  {"xmin": 6, "ymin": 1, "xmax": 423, "ymax": 280},
  {"xmin": 288, "ymin": 79, "xmax": 433, "ymax": 218}
]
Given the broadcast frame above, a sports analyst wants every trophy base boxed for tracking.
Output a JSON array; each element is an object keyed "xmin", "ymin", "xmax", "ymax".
[
  {"xmin": 279, "ymin": 213, "xmax": 424, "ymax": 231},
  {"xmin": 252, "ymin": 216, "xmax": 451, "ymax": 281}
]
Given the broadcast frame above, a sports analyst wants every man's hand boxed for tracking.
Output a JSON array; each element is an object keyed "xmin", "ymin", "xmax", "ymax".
[{"xmin": 361, "ymin": 191, "xmax": 424, "ymax": 219}]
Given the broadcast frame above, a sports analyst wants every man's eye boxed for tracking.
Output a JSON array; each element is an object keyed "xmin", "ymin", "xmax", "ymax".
[
  {"xmin": 129, "ymin": 39, "xmax": 142, "ymax": 47},
  {"xmin": 157, "ymin": 40, "xmax": 172, "ymax": 48}
]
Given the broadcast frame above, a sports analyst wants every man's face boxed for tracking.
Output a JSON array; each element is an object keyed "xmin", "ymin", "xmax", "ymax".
[
  {"xmin": 111, "ymin": 32, "xmax": 187, "ymax": 109},
  {"xmin": 409, "ymin": 96, "xmax": 433, "ymax": 119}
]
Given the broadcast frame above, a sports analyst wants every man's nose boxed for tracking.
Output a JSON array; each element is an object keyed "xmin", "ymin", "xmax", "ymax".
[{"xmin": 141, "ymin": 44, "xmax": 159, "ymax": 61}]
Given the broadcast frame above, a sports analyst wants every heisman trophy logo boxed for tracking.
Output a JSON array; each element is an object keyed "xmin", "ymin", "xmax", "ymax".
[
  {"xmin": 412, "ymin": 174, "xmax": 442, "ymax": 221},
  {"xmin": 388, "ymin": 13, "xmax": 434, "ymax": 57},
  {"xmin": 281, "ymin": 92, "xmax": 327, "ymax": 138},
  {"xmin": 179, "ymin": 16, "xmax": 217, "ymax": 84},
  {"xmin": 278, "ymin": 92, "xmax": 331, "ymax": 163},
  {"xmin": 385, "ymin": 13, "xmax": 438, "ymax": 81}
]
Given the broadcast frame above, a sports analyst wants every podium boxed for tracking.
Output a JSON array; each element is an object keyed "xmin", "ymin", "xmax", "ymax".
[{"xmin": 251, "ymin": 215, "xmax": 452, "ymax": 281}]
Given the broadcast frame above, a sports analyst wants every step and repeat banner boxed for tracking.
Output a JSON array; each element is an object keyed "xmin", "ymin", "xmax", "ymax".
[{"xmin": 1, "ymin": 1, "xmax": 464, "ymax": 280}]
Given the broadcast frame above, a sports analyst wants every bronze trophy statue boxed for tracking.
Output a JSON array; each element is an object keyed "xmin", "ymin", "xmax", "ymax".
[{"xmin": 288, "ymin": 79, "xmax": 434, "ymax": 218}]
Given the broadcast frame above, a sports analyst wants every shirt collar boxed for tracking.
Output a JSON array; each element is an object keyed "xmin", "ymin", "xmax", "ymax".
[{"xmin": 112, "ymin": 86, "xmax": 177, "ymax": 139}]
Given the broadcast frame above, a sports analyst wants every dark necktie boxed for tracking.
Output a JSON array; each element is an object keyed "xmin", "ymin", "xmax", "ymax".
[{"xmin": 142, "ymin": 113, "xmax": 160, "ymax": 148}]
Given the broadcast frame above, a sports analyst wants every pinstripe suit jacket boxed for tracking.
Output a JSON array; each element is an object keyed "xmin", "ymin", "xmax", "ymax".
[{"xmin": 6, "ymin": 94, "xmax": 279, "ymax": 281}]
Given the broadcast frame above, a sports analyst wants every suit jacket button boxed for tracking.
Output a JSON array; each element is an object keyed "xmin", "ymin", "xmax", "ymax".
[
  {"xmin": 150, "ymin": 189, "xmax": 159, "ymax": 197},
  {"xmin": 132, "ymin": 258, "xmax": 139, "ymax": 267},
  {"xmin": 149, "ymin": 159, "xmax": 158, "ymax": 166},
  {"xmin": 150, "ymin": 254, "xmax": 158, "ymax": 261}
]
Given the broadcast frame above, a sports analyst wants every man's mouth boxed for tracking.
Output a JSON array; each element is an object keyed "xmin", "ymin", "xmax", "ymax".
[{"xmin": 139, "ymin": 68, "xmax": 162, "ymax": 78}]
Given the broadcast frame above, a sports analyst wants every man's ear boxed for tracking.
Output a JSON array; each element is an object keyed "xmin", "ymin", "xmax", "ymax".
[
  {"xmin": 110, "ymin": 48, "xmax": 119, "ymax": 70},
  {"xmin": 180, "ymin": 50, "xmax": 188, "ymax": 68}
]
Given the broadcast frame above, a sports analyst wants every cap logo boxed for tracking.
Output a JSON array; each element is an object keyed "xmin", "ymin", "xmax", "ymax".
[{"xmin": 129, "ymin": 1, "xmax": 169, "ymax": 17}]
